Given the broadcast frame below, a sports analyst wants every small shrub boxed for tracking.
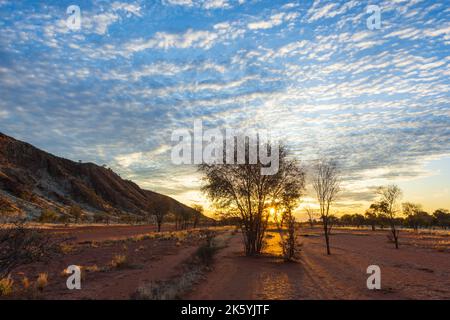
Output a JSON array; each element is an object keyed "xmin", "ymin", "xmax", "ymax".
[
  {"xmin": 38, "ymin": 209, "xmax": 59, "ymax": 223},
  {"xmin": 58, "ymin": 214, "xmax": 71, "ymax": 224},
  {"xmin": 36, "ymin": 273, "xmax": 48, "ymax": 292},
  {"xmin": 199, "ymin": 229, "xmax": 216, "ymax": 246},
  {"xmin": 60, "ymin": 243, "xmax": 74, "ymax": 254},
  {"xmin": 0, "ymin": 221, "xmax": 63, "ymax": 278},
  {"xmin": 133, "ymin": 269, "xmax": 202, "ymax": 300},
  {"xmin": 69, "ymin": 205, "xmax": 84, "ymax": 223},
  {"xmin": 195, "ymin": 230, "xmax": 218, "ymax": 265},
  {"xmin": 84, "ymin": 265, "xmax": 99, "ymax": 273},
  {"xmin": 195, "ymin": 245, "xmax": 217, "ymax": 266},
  {"xmin": 111, "ymin": 254, "xmax": 129, "ymax": 269},
  {"xmin": 22, "ymin": 277, "xmax": 31, "ymax": 290},
  {"xmin": 0, "ymin": 277, "xmax": 14, "ymax": 297}
]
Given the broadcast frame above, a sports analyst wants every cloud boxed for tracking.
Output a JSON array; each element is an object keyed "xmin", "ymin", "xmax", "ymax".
[
  {"xmin": 0, "ymin": 0, "xmax": 449, "ymax": 211},
  {"xmin": 163, "ymin": 0, "xmax": 234, "ymax": 10},
  {"xmin": 306, "ymin": 0, "xmax": 357, "ymax": 22},
  {"xmin": 203, "ymin": 0, "xmax": 231, "ymax": 9},
  {"xmin": 112, "ymin": 1, "xmax": 142, "ymax": 17},
  {"xmin": 96, "ymin": 21, "xmax": 245, "ymax": 57},
  {"xmin": 100, "ymin": 60, "xmax": 226, "ymax": 81},
  {"xmin": 114, "ymin": 144, "xmax": 170, "ymax": 169},
  {"xmin": 0, "ymin": 110, "xmax": 9, "ymax": 119},
  {"xmin": 307, "ymin": 3, "xmax": 337, "ymax": 22},
  {"xmin": 248, "ymin": 12, "xmax": 299, "ymax": 30}
]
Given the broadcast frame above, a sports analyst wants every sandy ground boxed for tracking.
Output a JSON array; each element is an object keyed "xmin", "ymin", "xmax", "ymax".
[
  {"xmin": 4, "ymin": 225, "xmax": 449, "ymax": 300},
  {"xmin": 36, "ymin": 223, "xmax": 178, "ymax": 243},
  {"xmin": 9, "ymin": 226, "xmax": 213, "ymax": 300},
  {"xmin": 187, "ymin": 227, "xmax": 450, "ymax": 300}
]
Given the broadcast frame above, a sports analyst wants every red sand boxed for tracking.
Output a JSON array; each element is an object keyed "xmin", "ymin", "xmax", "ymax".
[
  {"xmin": 187, "ymin": 228, "xmax": 450, "ymax": 300},
  {"xmin": 5, "ymin": 225, "xmax": 449, "ymax": 300},
  {"xmin": 41, "ymin": 224, "xmax": 177, "ymax": 243}
]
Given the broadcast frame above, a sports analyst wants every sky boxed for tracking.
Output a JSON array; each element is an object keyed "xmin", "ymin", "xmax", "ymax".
[{"xmin": 0, "ymin": 0, "xmax": 449, "ymax": 218}]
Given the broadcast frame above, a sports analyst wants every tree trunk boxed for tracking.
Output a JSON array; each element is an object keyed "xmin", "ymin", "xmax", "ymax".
[
  {"xmin": 193, "ymin": 217, "xmax": 198, "ymax": 229},
  {"xmin": 391, "ymin": 226, "xmax": 399, "ymax": 249},
  {"xmin": 323, "ymin": 221, "xmax": 331, "ymax": 255},
  {"xmin": 395, "ymin": 231, "xmax": 399, "ymax": 249}
]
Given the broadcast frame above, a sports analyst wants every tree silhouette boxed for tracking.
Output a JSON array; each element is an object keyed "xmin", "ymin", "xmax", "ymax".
[
  {"xmin": 312, "ymin": 159, "xmax": 341, "ymax": 255},
  {"xmin": 199, "ymin": 142, "xmax": 304, "ymax": 256},
  {"xmin": 377, "ymin": 185, "xmax": 402, "ymax": 249}
]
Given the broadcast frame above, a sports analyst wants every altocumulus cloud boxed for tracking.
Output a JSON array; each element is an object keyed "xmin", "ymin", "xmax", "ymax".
[{"xmin": 0, "ymin": 0, "xmax": 448, "ymax": 209}]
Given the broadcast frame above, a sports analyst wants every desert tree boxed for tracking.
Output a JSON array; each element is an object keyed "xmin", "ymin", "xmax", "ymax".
[
  {"xmin": 191, "ymin": 204, "xmax": 204, "ymax": 229},
  {"xmin": 352, "ymin": 214, "xmax": 366, "ymax": 228},
  {"xmin": 38, "ymin": 208, "xmax": 59, "ymax": 223},
  {"xmin": 304, "ymin": 206, "xmax": 317, "ymax": 228},
  {"xmin": 69, "ymin": 205, "xmax": 84, "ymax": 223},
  {"xmin": 174, "ymin": 208, "xmax": 193, "ymax": 230},
  {"xmin": 312, "ymin": 159, "xmax": 341, "ymax": 255},
  {"xmin": 339, "ymin": 214, "xmax": 353, "ymax": 227},
  {"xmin": 433, "ymin": 209, "xmax": 450, "ymax": 229},
  {"xmin": 365, "ymin": 203, "xmax": 383, "ymax": 231},
  {"xmin": 143, "ymin": 210, "xmax": 155, "ymax": 225},
  {"xmin": 402, "ymin": 202, "xmax": 425, "ymax": 231},
  {"xmin": 376, "ymin": 185, "xmax": 402, "ymax": 249},
  {"xmin": 272, "ymin": 159, "xmax": 306, "ymax": 261},
  {"xmin": 199, "ymin": 140, "xmax": 302, "ymax": 256},
  {"xmin": 150, "ymin": 199, "xmax": 170, "ymax": 232}
]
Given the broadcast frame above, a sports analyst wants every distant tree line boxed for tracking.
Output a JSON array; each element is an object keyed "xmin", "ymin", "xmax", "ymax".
[
  {"xmin": 31, "ymin": 203, "xmax": 209, "ymax": 232},
  {"xmin": 333, "ymin": 207, "xmax": 450, "ymax": 230}
]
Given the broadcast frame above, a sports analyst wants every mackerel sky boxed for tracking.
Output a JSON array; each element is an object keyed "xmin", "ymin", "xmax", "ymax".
[{"xmin": 0, "ymin": 0, "xmax": 449, "ymax": 215}]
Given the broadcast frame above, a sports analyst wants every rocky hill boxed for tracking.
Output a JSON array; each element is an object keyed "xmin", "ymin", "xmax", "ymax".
[{"xmin": 0, "ymin": 132, "xmax": 198, "ymax": 222}]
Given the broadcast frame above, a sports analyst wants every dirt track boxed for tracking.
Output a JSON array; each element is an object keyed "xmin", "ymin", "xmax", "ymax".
[{"xmin": 187, "ymin": 228, "xmax": 450, "ymax": 300}]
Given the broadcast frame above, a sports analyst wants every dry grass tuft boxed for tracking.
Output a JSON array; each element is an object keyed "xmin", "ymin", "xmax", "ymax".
[
  {"xmin": 21, "ymin": 277, "xmax": 31, "ymax": 290},
  {"xmin": 133, "ymin": 269, "xmax": 203, "ymax": 300},
  {"xmin": 36, "ymin": 273, "xmax": 48, "ymax": 292},
  {"xmin": 0, "ymin": 276, "xmax": 14, "ymax": 297},
  {"xmin": 60, "ymin": 243, "xmax": 75, "ymax": 254},
  {"xmin": 110, "ymin": 254, "xmax": 129, "ymax": 269}
]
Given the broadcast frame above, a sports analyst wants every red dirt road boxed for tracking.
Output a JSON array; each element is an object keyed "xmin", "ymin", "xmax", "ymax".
[{"xmin": 187, "ymin": 228, "xmax": 450, "ymax": 300}]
